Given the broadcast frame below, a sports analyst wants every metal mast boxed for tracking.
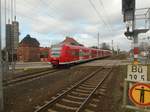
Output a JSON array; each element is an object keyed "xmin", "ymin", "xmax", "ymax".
[
  {"xmin": 97, "ymin": 32, "xmax": 100, "ymax": 48},
  {"xmin": 0, "ymin": 0, "xmax": 4, "ymax": 111}
]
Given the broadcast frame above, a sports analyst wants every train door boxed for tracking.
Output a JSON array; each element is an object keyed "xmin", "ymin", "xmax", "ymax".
[
  {"xmin": 89, "ymin": 49, "xmax": 92, "ymax": 59},
  {"xmin": 79, "ymin": 48, "xmax": 83, "ymax": 61},
  {"xmin": 97, "ymin": 50, "xmax": 99, "ymax": 58}
]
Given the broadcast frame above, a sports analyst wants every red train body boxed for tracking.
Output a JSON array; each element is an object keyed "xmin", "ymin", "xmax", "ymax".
[{"xmin": 49, "ymin": 44, "xmax": 112, "ymax": 66}]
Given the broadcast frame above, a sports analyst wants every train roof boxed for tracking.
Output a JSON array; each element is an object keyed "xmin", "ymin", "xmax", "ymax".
[{"xmin": 51, "ymin": 44, "xmax": 111, "ymax": 51}]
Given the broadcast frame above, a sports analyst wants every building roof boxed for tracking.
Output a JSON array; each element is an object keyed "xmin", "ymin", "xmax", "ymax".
[
  {"xmin": 19, "ymin": 34, "xmax": 40, "ymax": 47},
  {"xmin": 60, "ymin": 36, "xmax": 83, "ymax": 46}
]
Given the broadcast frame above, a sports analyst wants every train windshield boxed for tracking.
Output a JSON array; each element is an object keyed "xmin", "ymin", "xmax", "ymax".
[{"xmin": 51, "ymin": 47, "xmax": 61, "ymax": 57}]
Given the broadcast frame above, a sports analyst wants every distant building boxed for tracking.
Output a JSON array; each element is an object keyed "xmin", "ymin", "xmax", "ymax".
[
  {"xmin": 6, "ymin": 23, "xmax": 12, "ymax": 50},
  {"xmin": 6, "ymin": 21, "xmax": 19, "ymax": 61},
  {"xmin": 12, "ymin": 21, "xmax": 19, "ymax": 49},
  {"xmin": 60, "ymin": 36, "xmax": 83, "ymax": 46},
  {"xmin": 17, "ymin": 35, "xmax": 40, "ymax": 62}
]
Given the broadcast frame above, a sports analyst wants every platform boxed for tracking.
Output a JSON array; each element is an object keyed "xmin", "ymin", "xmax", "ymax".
[{"xmin": 79, "ymin": 59, "xmax": 130, "ymax": 66}]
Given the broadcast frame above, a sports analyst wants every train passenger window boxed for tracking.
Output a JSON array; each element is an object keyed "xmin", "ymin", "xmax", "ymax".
[
  {"xmin": 70, "ymin": 50, "xmax": 79, "ymax": 57},
  {"xmin": 79, "ymin": 52, "xmax": 83, "ymax": 56},
  {"xmin": 75, "ymin": 51, "xmax": 79, "ymax": 56},
  {"xmin": 71, "ymin": 51, "xmax": 75, "ymax": 56}
]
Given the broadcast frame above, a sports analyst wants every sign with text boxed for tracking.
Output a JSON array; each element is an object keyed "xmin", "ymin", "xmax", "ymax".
[{"xmin": 127, "ymin": 65, "xmax": 147, "ymax": 81}]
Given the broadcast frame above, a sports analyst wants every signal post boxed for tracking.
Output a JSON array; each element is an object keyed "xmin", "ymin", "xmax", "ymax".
[{"xmin": 122, "ymin": 0, "xmax": 150, "ymax": 111}]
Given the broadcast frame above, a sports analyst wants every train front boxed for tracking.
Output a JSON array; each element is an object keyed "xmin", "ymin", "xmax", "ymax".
[{"xmin": 50, "ymin": 45, "xmax": 62, "ymax": 67}]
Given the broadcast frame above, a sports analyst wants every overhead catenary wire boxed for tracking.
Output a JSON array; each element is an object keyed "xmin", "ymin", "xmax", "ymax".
[
  {"xmin": 98, "ymin": 0, "xmax": 114, "ymax": 32},
  {"xmin": 14, "ymin": 0, "xmax": 16, "ymax": 20},
  {"xmin": 88, "ymin": 0, "xmax": 112, "ymax": 32},
  {"xmin": 4, "ymin": 0, "xmax": 55, "ymax": 26},
  {"xmin": 18, "ymin": 0, "xmax": 77, "ymax": 36},
  {"xmin": 38, "ymin": 0, "xmax": 60, "ymax": 18},
  {"xmin": 4, "ymin": 0, "xmax": 7, "ymax": 25},
  {"xmin": 17, "ymin": 0, "xmax": 60, "ymax": 22},
  {"xmin": 11, "ymin": 0, "xmax": 13, "ymax": 22},
  {"xmin": 38, "ymin": 0, "xmax": 66, "ymax": 19}
]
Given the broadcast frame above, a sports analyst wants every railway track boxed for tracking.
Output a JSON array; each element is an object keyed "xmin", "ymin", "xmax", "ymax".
[
  {"xmin": 4, "ymin": 69, "xmax": 60, "ymax": 87},
  {"xmin": 34, "ymin": 67, "xmax": 113, "ymax": 112}
]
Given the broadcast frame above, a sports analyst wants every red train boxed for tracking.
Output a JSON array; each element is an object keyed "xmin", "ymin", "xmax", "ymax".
[{"xmin": 49, "ymin": 44, "xmax": 112, "ymax": 67}]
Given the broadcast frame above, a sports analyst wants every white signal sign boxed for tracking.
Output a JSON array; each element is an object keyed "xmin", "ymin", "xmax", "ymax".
[{"xmin": 127, "ymin": 65, "xmax": 147, "ymax": 81}]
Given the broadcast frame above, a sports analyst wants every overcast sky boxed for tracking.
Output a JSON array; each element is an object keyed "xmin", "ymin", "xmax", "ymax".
[{"xmin": 1, "ymin": 0, "xmax": 150, "ymax": 51}]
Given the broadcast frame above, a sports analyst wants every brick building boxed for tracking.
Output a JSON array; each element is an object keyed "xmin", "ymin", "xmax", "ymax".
[
  {"xmin": 60, "ymin": 36, "xmax": 83, "ymax": 46},
  {"xmin": 17, "ymin": 34, "xmax": 40, "ymax": 62}
]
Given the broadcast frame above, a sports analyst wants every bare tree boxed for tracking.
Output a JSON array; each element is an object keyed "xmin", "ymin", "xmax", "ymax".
[{"xmin": 101, "ymin": 42, "xmax": 110, "ymax": 50}]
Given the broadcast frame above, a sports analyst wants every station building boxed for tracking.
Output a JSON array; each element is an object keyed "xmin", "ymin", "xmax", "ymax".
[
  {"xmin": 17, "ymin": 35, "xmax": 40, "ymax": 62},
  {"xmin": 60, "ymin": 36, "xmax": 83, "ymax": 46}
]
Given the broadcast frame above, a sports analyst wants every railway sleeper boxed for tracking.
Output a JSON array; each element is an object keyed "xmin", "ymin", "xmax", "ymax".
[
  {"xmin": 84, "ymin": 109, "xmax": 95, "ymax": 112},
  {"xmin": 55, "ymin": 103, "xmax": 78, "ymax": 111},
  {"xmin": 48, "ymin": 109, "xmax": 58, "ymax": 112},
  {"xmin": 83, "ymin": 82, "xmax": 98, "ymax": 86},
  {"xmin": 62, "ymin": 98, "xmax": 82, "ymax": 105},
  {"xmin": 78, "ymin": 86, "xmax": 94, "ymax": 90},
  {"xmin": 92, "ymin": 98, "xmax": 100, "ymax": 103},
  {"xmin": 81, "ymin": 84, "xmax": 97, "ymax": 88},
  {"xmin": 75, "ymin": 88, "xmax": 91, "ymax": 93},
  {"xmin": 65, "ymin": 94, "xmax": 86, "ymax": 103},
  {"xmin": 71, "ymin": 91, "xmax": 89, "ymax": 97},
  {"xmin": 67, "ymin": 94, "xmax": 86, "ymax": 100},
  {"xmin": 83, "ymin": 102, "xmax": 99, "ymax": 112},
  {"xmin": 89, "ymin": 103, "xmax": 97, "ymax": 108},
  {"xmin": 57, "ymin": 99, "xmax": 81, "ymax": 108}
]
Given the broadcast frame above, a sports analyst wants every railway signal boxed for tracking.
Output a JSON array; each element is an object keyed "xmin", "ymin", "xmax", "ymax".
[
  {"xmin": 122, "ymin": 0, "xmax": 138, "ymax": 64},
  {"xmin": 122, "ymin": 0, "xmax": 150, "ymax": 64},
  {"xmin": 122, "ymin": 1, "xmax": 150, "ymax": 112},
  {"xmin": 122, "ymin": 0, "xmax": 135, "ymax": 22}
]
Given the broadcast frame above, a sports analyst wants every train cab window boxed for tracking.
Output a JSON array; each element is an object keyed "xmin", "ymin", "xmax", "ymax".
[
  {"xmin": 51, "ymin": 52, "xmax": 60, "ymax": 57},
  {"xmin": 51, "ymin": 47, "xmax": 61, "ymax": 57}
]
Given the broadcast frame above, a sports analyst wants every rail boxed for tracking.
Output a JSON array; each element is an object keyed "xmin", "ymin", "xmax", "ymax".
[{"xmin": 34, "ymin": 67, "xmax": 113, "ymax": 112}]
